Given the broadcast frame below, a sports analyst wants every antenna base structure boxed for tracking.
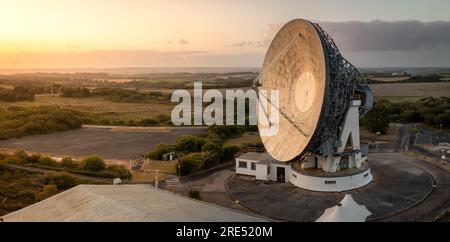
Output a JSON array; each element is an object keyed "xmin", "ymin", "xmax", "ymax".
[{"xmin": 235, "ymin": 19, "xmax": 374, "ymax": 192}]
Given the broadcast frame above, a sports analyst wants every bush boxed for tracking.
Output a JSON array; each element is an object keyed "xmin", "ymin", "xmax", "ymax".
[
  {"xmin": 16, "ymin": 190, "xmax": 37, "ymax": 204},
  {"xmin": 14, "ymin": 150, "xmax": 28, "ymax": 162},
  {"xmin": 176, "ymin": 152, "xmax": 218, "ymax": 176},
  {"xmin": 43, "ymin": 172, "xmax": 76, "ymax": 190},
  {"xmin": 177, "ymin": 153, "xmax": 202, "ymax": 176},
  {"xmin": 38, "ymin": 156, "xmax": 56, "ymax": 166},
  {"xmin": 39, "ymin": 185, "xmax": 58, "ymax": 199},
  {"xmin": 222, "ymin": 145, "xmax": 239, "ymax": 160},
  {"xmin": 61, "ymin": 157, "xmax": 78, "ymax": 169},
  {"xmin": 4, "ymin": 155, "xmax": 22, "ymax": 164},
  {"xmin": 176, "ymin": 135, "xmax": 207, "ymax": 153},
  {"xmin": 0, "ymin": 160, "xmax": 7, "ymax": 171},
  {"xmin": 147, "ymin": 144, "xmax": 174, "ymax": 160},
  {"xmin": 201, "ymin": 142, "xmax": 222, "ymax": 153},
  {"xmin": 26, "ymin": 154, "xmax": 41, "ymax": 164},
  {"xmin": 106, "ymin": 164, "xmax": 131, "ymax": 179},
  {"xmin": 79, "ymin": 156, "xmax": 106, "ymax": 172}
]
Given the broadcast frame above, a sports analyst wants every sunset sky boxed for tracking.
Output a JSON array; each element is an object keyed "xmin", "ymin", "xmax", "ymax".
[{"xmin": 1, "ymin": 0, "xmax": 450, "ymax": 69}]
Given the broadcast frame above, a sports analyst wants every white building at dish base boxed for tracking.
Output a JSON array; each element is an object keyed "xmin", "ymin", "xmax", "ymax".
[
  {"xmin": 235, "ymin": 100, "xmax": 373, "ymax": 192},
  {"xmin": 235, "ymin": 151, "xmax": 372, "ymax": 192}
]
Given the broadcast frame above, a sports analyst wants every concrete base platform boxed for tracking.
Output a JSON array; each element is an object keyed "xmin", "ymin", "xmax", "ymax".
[{"xmin": 227, "ymin": 156, "xmax": 434, "ymax": 222}]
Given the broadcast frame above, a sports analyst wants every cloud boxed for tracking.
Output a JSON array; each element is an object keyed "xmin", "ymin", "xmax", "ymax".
[
  {"xmin": 225, "ymin": 41, "xmax": 254, "ymax": 48},
  {"xmin": 319, "ymin": 20, "xmax": 450, "ymax": 51},
  {"xmin": 178, "ymin": 39, "xmax": 189, "ymax": 45}
]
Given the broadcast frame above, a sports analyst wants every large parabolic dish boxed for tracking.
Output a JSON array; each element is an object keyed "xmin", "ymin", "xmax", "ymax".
[{"xmin": 256, "ymin": 19, "xmax": 373, "ymax": 162}]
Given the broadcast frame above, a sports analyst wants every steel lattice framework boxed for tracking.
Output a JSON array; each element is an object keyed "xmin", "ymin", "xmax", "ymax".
[{"xmin": 310, "ymin": 23, "xmax": 373, "ymax": 156}]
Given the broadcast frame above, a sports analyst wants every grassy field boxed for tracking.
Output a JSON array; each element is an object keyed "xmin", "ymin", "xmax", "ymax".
[
  {"xmin": 0, "ymin": 96, "xmax": 174, "ymax": 124},
  {"xmin": 369, "ymin": 82, "xmax": 450, "ymax": 98}
]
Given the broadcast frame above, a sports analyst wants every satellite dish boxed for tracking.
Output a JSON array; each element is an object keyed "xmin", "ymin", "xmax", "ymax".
[{"xmin": 256, "ymin": 19, "xmax": 373, "ymax": 162}]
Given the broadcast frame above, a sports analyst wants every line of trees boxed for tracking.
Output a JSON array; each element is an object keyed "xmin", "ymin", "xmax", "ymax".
[
  {"xmin": 0, "ymin": 86, "xmax": 35, "ymax": 102},
  {"xmin": 362, "ymin": 97, "xmax": 450, "ymax": 134}
]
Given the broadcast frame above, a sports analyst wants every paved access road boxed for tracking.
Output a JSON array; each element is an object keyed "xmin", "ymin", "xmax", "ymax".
[{"xmin": 372, "ymin": 153, "xmax": 450, "ymax": 221}]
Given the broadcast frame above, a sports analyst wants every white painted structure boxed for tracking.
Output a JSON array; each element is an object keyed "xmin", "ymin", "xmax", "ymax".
[
  {"xmin": 316, "ymin": 194, "xmax": 372, "ymax": 222},
  {"xmin": 235, "ymin": 100, "xmax": 373, "ymax": 192}
]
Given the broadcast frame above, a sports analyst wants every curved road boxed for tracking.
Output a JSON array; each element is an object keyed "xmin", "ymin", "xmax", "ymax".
[{"xmin": 371, "ymin": 153, "xmax": 450, "ymax": 221}]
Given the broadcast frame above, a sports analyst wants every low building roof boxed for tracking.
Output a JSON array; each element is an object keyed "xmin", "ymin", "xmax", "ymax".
[
  {"xmin": 237, "ymin": 152, "xmax": 288, "ymax": 166},
  {"xmin": 1, "ymin": 184, "xmax": 269, "ymax": 222}
]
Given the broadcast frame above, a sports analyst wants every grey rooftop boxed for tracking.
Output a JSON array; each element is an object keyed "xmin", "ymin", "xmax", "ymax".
[{"xmin": 2, "ymin": 184, "xmax": 269, "ymax": 222}]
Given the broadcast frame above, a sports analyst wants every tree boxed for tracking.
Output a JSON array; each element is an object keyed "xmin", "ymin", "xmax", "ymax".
[
  {"xmin": 361, "ymin": 104, "xmax": 390, "ymax": 134},
  {"xmin": 79, "ymin": 156, "xmax": 106, "ymax": 172}
]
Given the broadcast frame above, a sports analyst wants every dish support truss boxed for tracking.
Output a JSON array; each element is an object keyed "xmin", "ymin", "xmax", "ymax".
[{"xmin": 308, "ymin": 22, "xmax": 373, "ymax": 158}]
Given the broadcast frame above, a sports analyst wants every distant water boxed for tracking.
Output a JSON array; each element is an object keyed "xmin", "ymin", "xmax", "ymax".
[{"xmin": 0, "ymin": 67, "xmax": 260, "ymax": 75}]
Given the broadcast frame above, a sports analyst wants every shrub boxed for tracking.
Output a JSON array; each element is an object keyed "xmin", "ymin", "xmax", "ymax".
[
  {"xmin": 176, "ymin": 135, "xmax": 207, "ymax": 153},
  {"xmin": 38, "ymin": 156, "xmax": 56, "ymax": 166},
  {"xmin": 4, "ymin": 155, "xmax": 22, "ymax": 164},
  {"xmin": 14, "ymin": 149, "xmax": 28, "ymax": 162},
  {"xmin": 147, "ymin": 144, "xmax": 174, "ymax": 160},
  {"xmin": 0, "ymin": 160, "xmax": 7, "ymax": 171},
  {"xmin": 177, "ymin": 156, "xmax": 200, "ymax": 176},
  {"xmin": 106, "ymin": 164, "xmax": 131, "ymax": 179},
  {"xmin": 26, "ymin": 154, "xmax": 41, "ymax": 164},
  {"xmin": 222, "ymin": 145, "xmax": 239, "ymax": 160},
  {"xmin": 43, "ymin": 172, "xmax": 76, "ymax": 190},
  {"xmin": 16, "ymin": 190, "xmax": 37, "ymax": 204},
  {"xmin": 79, "ymin": 156, "xmax": 106, "ymax": 172},
  {"xmin": 201, "ymin": 142, "xmax": 222, "ymax": 153},
  {"xmin": 61, "ymin": 157, "xmax": 78, "ymax": 169},
  {"xmin": 39, "ymin": 185, "xmax": 58, "ymax": 199}
]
